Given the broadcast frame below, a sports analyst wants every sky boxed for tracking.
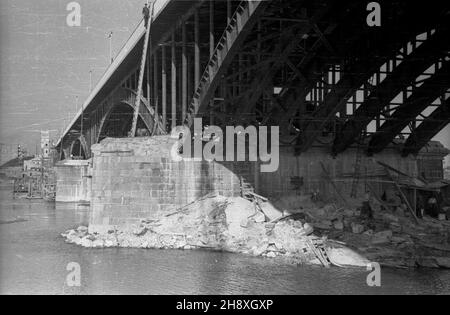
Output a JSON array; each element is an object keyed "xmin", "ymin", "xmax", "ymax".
[
  {"xmin": 0, "ymin": 0, "xmax": 448, "ymax": 164},
  {"xmin": 0, "ymin": 0, "xmax": 146, "ymax": 152}
]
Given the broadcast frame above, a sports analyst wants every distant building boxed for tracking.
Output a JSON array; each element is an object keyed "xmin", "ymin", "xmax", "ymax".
[
  {"xmin": 444, "ymin": 166, "xmax": 450, "ymax": 180},
  {"xmin": 417, "ymin": 141, "xmax": 450, "ymax": 182},
  {"xmin": 41, "ymin": 131, "xmax": 50, "ymax": 158},
  {"xmin": 0, "ymin": 143, "xmax": 17, "ymax": 166},
  {"xmin": 23, "ymin": 157, "xmax": 42, "ymax": 172}
]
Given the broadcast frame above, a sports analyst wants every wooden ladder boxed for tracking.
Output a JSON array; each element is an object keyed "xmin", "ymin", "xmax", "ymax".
[
  {"xmin": 350, "ymin": 133, "xmax": 365, "ymax": 198},
  {"xmin": 307, "ymin": 238, "xmax": 331, "ymax": 268},
  {"xmin": 130, "ymin": 2, "xmax": 155, "ymax": 137}
]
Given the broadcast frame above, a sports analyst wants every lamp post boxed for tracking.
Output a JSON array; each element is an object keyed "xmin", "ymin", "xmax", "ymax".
[
  {"xmin": 108, "ymin": 31, "xmax": 113, "ymax": 64},
  {"xmin": 79, "ymin": 96, "xmax": 84, "ymax": 158},
  {"xmin": 89, "ymin": 70, "xmax": 93, "ymax": 92}
]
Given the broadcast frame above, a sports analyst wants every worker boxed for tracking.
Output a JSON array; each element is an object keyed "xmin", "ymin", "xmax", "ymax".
[
  {"xmin": 143, "ymin": 3, "xmax": 150, "ymax": 28},
  {"xmin": 361, "ymin": 191, "xmax": 373, "ymax": 219},
  {"xmin": 311, "ymin": 189, "xmax": 320, "ymax": 202},
  {"xmin": 416, "ymin": 195, "xmax": 424, "ymax": 219},
  {"xmin": 427, "ymin": 194, "xmax": 439, "ymax": 218}
]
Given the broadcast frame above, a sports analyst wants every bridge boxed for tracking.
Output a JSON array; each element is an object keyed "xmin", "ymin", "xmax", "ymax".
[{"xmin": 55, "ymin": 0, "xmax": 450, "ymax": 160}]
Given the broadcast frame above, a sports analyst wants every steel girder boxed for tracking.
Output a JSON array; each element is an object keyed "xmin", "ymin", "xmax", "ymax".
[
  {"xmin": 332, "ymin": 24, "xmax": 450, "ymax": 155},
  {"xmin": 367, "ymin": 61, "xmax": 450, "ymax": 155},
  {"xmin": 267, "ymin": 1, "xmax": 365, "ymax": 129},
  {"xmin": 238, "ymin": 0, "xmax": 337, "ymax": 116},
  {"xmin": 402, "ymin": 98, "xmax": 450, "ymax": 157}
]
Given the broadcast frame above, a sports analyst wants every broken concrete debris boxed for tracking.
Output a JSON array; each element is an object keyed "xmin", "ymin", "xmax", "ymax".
[{"xmin": 62, "ymin": 193, "xmax": 450, "ymax": 269}]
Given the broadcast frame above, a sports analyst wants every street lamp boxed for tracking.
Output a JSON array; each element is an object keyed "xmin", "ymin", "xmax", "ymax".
[
  {"xmin": 89, "ymin": 70, "xmax": 93, "ymax": 92},
  {"xmin": 108, "ymin": 31, "xmax": 114, "ymax": 64}
]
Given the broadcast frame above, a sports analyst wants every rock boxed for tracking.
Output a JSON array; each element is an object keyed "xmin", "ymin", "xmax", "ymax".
[
  {"xmin": 343, "ymin": 218, "xmax": 352, "ymax": 228},
  {"xmin": 391, "ymin": 236, "xmax": 407, "ymax": 244},
  {"xmin": 80, "ymin": 237, "xmax": 93, "ymax": 247},
  {"xmin": 380, "ymin": 213, "xmax": 399, "ymax": 223},
  {"xmin": 302, "ymin": 223, "xmax": 314, "ymax": 236},
  {"xmin": 253, "ymin": 211, "xmax": 266, "ymax": 223},
  {"xmin": 239, "ymin": 218, "xmax": 249, "ymax": 228},
  {"xmin": 315, "ymin": 208, "xmax": 327, "ymax": 217},
  {"xmin": 266, "ymin": 251, "xmax": 277, "ymax": 258},
  {"xmin": 77, "ymin": 226, "xmax": 88, "ymax": 234},
  {"xmin": 327, "ymin": 247, "xmax": 370, "ymax": 267},
  {"xmin": 389, "ymin": 222, "xmax": 402, "ymax": 233},
  {"xmin": 435, "ymin": 258, "xmax": 450, "ymax": 269},
  {"xmin": 333, "ymin": 220, "xmax": 344, "ymax": 230},
  {"xmin": 86, "ymin": 234, "xmax": 97, "ymax": 241},
  {"xmin": 371, "ymin": 230, "xmax": 393, "ymax": 245},
  {"xmin": 314, "ymin": 220, "xmax": 333, "ymax": 230},
  {"xmin": 64, "ymin": 229, "xmax": 78, "ymax": 240},
  {"xmin": 292, "ymin": 220, "xmax": 303, "ymax": 229},
  {"xmin": 343, "ymin": 209, "xmax": 357, "ymax": 217},
  {"xmin": 133, "ymin": 227, "xmax": 148, "ymax": 237},
  {"xmin": 258, "ymin": 201, "xmax": 283, "ymax": 221},
  {"xmin": 92, "ymin": 239, "xmax": 105, "ymax": 248},
  {"xmin": 351, "ymin": 223, "xmax": 365, "ymax": 234},
  {"xmin": 104, "ymin": 239, "xmax": 117, "ymax": 247}
]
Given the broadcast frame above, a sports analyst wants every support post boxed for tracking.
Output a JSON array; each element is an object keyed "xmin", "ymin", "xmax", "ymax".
[
  {"xmin": 194, "ymin": 9, "xmax": 200, "ymax": 89},
  {"xmin": 153, "ymin": 49, "xmax": 159, "ymax": 119},
  {"xmin": 171, "ymin": 31, "xmax": 177, "ymax": 130},
  {"xmin": 182, "ymin": 22, "xmax": 187, "ymax": 122},
  {"xmin": 209, "ymin": 0, "xmax": 214, "ymax": 125},
  {"xmin": 147, "ymin": 41, "xmax": 151, "ymax": 102},
  {"xmin": 162, "ymin": 46, "xmax": 167, "ymax": 131},
  {"xmin": 194, "ymin": 9, "xmax": 200, "ymax": 116}
]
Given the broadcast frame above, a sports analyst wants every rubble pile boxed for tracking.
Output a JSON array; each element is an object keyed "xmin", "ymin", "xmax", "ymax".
[
  {"xmin": 269, "ymin": 195, "xmax": 450, "ymax": 269},
  {"xmin": 63, "ymin": 194, "xmax": 369, "ymax": 267},
  {"xmin": 62, "ymin": 193, "xmax": 449, "ymax": 269}
]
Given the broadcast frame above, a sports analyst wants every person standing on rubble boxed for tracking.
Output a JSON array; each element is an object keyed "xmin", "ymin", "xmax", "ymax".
[
  {"xmin": 143, "ymin": 3, "xmax": 150, "ymax": 28},
  {"xmin": 361, "ymin": 191, "xmax": 373, "ymax": 219},
  {"xmin": 416, "ymin": 195, "xmax": 425, "ymax": 219},
  {"xmin": 427, "ymin": 194, "xmax": 439, "ymax": 218}
]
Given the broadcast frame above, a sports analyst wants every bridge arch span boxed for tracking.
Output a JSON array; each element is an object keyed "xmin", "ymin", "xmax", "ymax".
[
  {"xmin": 69, "ymin": 136, "xmax": 89, "ymax": 160},
  {"xmin": 97, "ymin": 87, "xmax": 164, "ymax": 143}
]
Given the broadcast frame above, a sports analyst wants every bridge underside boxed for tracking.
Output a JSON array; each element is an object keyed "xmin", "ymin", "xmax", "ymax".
[{"xmin": 57, "ymin": 0, "xmax": 450, "ymax": 160}]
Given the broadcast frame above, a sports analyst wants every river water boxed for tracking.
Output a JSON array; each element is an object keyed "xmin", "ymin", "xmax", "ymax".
[{"xmin": 0, "ymin": 184, "xmax": 449, "ymax": 295}]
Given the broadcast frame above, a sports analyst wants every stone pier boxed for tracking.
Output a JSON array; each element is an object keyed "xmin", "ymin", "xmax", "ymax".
[
  {"xmin": 55, "ymin": 159, "xmax": 92, "ymax": 203},
  {"xmin": 88, "ymin": 137, "xmax": 253, "ymax": 233},
  {"xmin": 85, "ymin": 136, "xmax": 447, "ymax": 234}
]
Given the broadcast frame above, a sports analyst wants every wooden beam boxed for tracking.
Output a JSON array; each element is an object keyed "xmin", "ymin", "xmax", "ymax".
[
  {"xmin": 162, "ymin": 45, "xmax": 167, "ymax": 131},
  {"xmin": 171, "ymin": 31, "xmax": 177, "ymax": 130},
  {"xmin": 153, "ymin": 49, "xmax": 159, "ymax": 119},
  {"xmin": 194, "ymin": 9, "xmax": 200, "ymax": 90},
  {"xmin": 182, "ymin": 22, "xmax": 187, "ymax": 122},
  {"xmin": 209, "ymin": 0, "xmax": 215, "ymax": 125}
]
